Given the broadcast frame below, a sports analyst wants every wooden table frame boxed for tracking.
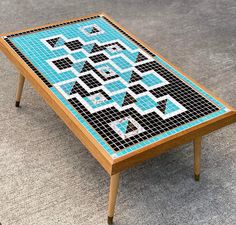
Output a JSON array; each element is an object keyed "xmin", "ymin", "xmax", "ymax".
[{"xmin": 0, "ymin": 13, "xmax": 236, "ymax": 224}]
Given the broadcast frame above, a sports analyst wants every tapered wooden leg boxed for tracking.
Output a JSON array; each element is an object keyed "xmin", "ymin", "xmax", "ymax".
[
  {"xmin": 107, "ymin": 173, "xmax": 120, "ymax": 224},
  {"xmin": 15, "ymin": 73, "xmax": 25, "ymax": 107},
  {"xmin": 194, "ymin": 137, "xmax": 202, "ymax": 181}
]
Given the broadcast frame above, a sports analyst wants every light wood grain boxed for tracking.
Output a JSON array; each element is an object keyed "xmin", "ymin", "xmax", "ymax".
[
  {"xmin": 107, "ymin": 173, "xmax": 120, "ymax": 224},
  {"xmin": 194, "ymin": 137, "xmax": 201, "ymax": 181},
  {"xmin": 15, "ymin": 73, "xmax": 25, "ymax": 106}
]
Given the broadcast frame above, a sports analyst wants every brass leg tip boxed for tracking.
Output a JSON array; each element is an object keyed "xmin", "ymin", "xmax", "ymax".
[
  {"xmin": 195, "ymin": 174, "xmax": 200, "ymax": 181},
  {"xmin": 15, "ymin": 101, "xmax": 20, "ymax": 107},
  {"xmin": 108, "ymin": 216, "xmax": 113, "ymax": 224}
]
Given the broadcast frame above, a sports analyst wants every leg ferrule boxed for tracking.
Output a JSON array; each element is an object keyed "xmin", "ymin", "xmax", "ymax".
[
  {"xmin": 108, "ymin": 216, "xmax": 113, "ymax": 224},
  {"xmin": 15, "ymin": 101, "xmax": 20, "ymax": 107},
  {"xmin": 195, "ymin": 174, "xmax": 200, "ymax": 181}
]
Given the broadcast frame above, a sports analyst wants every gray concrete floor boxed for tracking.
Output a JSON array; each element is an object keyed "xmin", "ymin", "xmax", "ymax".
[{"xmin": 0, "ymin": 0, "xmax": 236, "ymax": 224}]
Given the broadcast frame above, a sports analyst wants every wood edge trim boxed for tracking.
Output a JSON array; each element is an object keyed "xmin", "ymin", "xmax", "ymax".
[
  {"xmin": 100, "ymin": 13, "xmax": 235, "ymax": 111},
  {"xmin": 111, "ymin": 111, "xmax": 236, "ymax": 174},
  {"xmin": 0, "ymin": 12, "xmax": 104, "ymax": 37},
  {"xmin": 0, "ymin": 37, "xmax": 114, "ymax": 175}
]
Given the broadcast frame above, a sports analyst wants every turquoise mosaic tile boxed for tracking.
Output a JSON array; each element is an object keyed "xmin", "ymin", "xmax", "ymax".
[{"xmin": 3, "ymin": 15, "xmax": 230, "ymax": 159}]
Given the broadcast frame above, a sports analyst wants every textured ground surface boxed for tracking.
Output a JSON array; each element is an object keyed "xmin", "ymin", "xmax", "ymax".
[{"xmin": 0, "ymin": 0, "xmax": 235, "ymax": 225}]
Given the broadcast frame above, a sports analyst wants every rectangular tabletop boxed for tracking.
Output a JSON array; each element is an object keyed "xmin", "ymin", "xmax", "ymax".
[{"xmin": 1, "ymin": 13, "xmax": 235, "ymax": 175}]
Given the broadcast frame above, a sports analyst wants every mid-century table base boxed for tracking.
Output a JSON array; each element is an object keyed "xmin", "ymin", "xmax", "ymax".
[{"xmin": 15, "ymin": 72, "xmax": 202, "ymax": 224}]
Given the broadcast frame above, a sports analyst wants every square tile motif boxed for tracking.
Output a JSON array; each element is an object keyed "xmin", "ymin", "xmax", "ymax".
[
  {"xmin": 106, "ymin": 44, "xmax": 123, "ymax": 53},
  {"xmin": 109, "ymin": 116, "xmax": 145, "ymax": 140},
  {"xmin": 97, "ymin": 66, "xmax": 118, "ymax": 79},
  {"xmin": 80, "ymin": 24, "xmax": 105, "ymax": 36},
  {"xmin": 87, "ymin": 92, "xmax": 108, "ymax": 105}
]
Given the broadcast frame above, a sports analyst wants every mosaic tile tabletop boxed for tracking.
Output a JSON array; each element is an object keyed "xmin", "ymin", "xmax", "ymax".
[{"xmin": 3, "ymin": 15, "xmax": 230, "ymax": 158}]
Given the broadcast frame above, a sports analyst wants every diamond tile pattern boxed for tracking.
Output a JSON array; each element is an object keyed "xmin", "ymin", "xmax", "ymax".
[{"xmin": 4, "ymin": 15, "xmax": 228, "ymax": 157}]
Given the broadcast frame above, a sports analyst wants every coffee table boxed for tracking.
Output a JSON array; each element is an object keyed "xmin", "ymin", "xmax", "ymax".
[{"xmin": 0, "ymin": 13, "xmax": 235, "ymax": 224}]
